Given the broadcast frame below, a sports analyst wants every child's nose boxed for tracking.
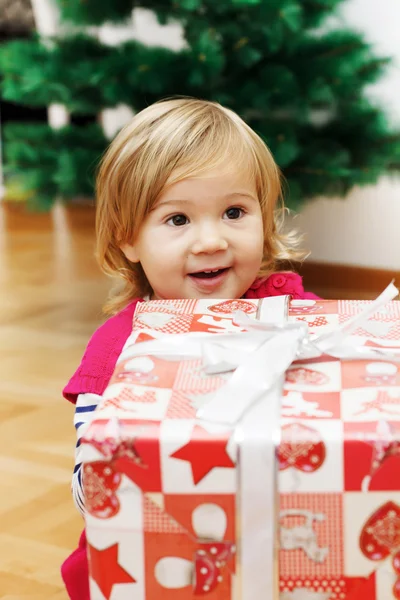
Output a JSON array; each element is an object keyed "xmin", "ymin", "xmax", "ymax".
[{"xmin": 191, "ymin": 223, "xmax": 228, "ymax": 255}]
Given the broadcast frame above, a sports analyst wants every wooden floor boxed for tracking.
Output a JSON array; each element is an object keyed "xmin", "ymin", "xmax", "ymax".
[
  {"xmin": 0, "ymin": 201, "xmax": 383, "ymax": 599},
  {"xmin": 0, "ymin": 202, "xmax": 110, "ymax": 599}
]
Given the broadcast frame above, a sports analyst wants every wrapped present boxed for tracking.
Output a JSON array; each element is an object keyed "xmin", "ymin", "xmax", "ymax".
[{"xmin": 81, "ymin": 287, "xmax": 400, "ymax": 600}]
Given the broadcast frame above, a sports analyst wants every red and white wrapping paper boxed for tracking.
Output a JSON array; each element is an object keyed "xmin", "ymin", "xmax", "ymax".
[{"xmin": 82, "ymin": 289, "xmax": 400, "ymax": 600}]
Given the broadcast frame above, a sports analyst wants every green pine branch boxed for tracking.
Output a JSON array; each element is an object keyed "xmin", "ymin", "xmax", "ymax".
[{"xmin": 1, "ymin": 0, "xmax": 399, "ymax": 210}]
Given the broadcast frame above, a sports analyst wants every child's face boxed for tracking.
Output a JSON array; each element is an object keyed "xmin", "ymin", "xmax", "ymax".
[{"xmin": 122, "ymin": 169, "xmax": 264, "ymax": 300}]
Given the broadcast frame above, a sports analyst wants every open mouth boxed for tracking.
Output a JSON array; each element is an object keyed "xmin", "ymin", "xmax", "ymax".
[{"xmin": 189, "ymin": 268, "xmax": 228, "ymax": 279}]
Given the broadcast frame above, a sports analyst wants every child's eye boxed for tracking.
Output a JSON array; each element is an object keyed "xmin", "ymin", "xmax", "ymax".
[
  {"xmin": 225, "ymin": 207, "xmax": 244, "ymax": 220},
  {"xmin": 167, "ymin": 214, "xmax": 188, "ymax": 227}
]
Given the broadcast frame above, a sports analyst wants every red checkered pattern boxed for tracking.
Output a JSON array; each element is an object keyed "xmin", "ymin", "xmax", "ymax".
[
  {"xmin": 136, "ymin": 391, "xmax": 157, "ymax": 403},
  {"xmin": 166, "ymin": 390, "xmax": 196, "ymax": 419},
  {"xmin": 143, "ymin": 495, "xmax": 187, "ymax": 533},
  {"xmin": 166, "ymin": 389, "xmax": 226, "ymax": 419},
  {"xmin": 279, "ymin": 493, "xmax": 343, "ymax": 577},
  {"xmin": 135, "ymin": 299, "xmax": 198, "ymax": 316},
  {"xmin": 173, "ymin": 358, "xmax": 227, "ymax": 393},
  {"xmin": 135, "ymin": 313, "xmax": 194, "ymax": 334},
  {"xmin": 338, "ymin": 313, "xmax": 400, "ymax": 340},
  {"xmin": 136, "ymin": 391, "xmax": 158, "ymax": 403},
  {"xmin": 370, "ymin": 323, "xmax": 400, "ymax": 341},
  {"xmin": 126, "ymin": 389, "xmax": 157, "ymax": 403},
  {"xmin": 104, "ymin": 387, "xmax": 157, "ymax": 408},
  {"xmin": 102, "ymin": 396, "xmax": 123, "ymax": 409},
  {"xmin": 339, "ymin": 300, "xmax": 400, "ymax": 319},
  {"xmin": 353, "ymin": 389, "xmax": 400, "ymax": 416}
]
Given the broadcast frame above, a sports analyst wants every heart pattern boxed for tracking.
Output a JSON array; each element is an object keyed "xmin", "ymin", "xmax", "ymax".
[
  {"xmin": 84, "ymin": 461, "xmax": 122, "ymax": 519},
  {"xmin": 83, "ymin": 436, "xmax": 150, "ymax": 519},
  {"xmin": 360, "ymin": 502, "xmax": 400, "ymax": 598},
  {"xmin": 359, "ymin": 501, "xmax": 400, "ymax": 561},
  {"xmin": 278, "ymin": 423, "xmax": 326, "ymax": 473},
  {"xmin": 207, "ymin": 300, "xmax": 257, "ymax": 314}
]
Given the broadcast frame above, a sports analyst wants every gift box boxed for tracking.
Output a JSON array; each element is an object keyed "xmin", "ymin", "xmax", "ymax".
[{"xmin": 82, "ymin": 290, "xmax": 400, "ymax": 600}]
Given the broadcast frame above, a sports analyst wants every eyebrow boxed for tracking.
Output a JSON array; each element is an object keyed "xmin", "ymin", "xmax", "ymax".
[{"xmin": 156, "ymin": 192, "xmax": 257, "ymax": 208}]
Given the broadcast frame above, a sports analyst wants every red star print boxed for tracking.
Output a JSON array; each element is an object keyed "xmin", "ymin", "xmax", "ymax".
[
  {"xmin": 88, "ymin": 542, "xmax": 136, "ymax": 599},
  {"xmin": 171, "ymin": 424, "xmax": 235, "ymax": 484}
]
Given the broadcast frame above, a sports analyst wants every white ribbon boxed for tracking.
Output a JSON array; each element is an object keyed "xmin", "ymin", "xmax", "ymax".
[
  {"xmin": 197, "ymin": 328, "xmax": 305, "ymax": 426},
  {"xmin": 233, "ymin": 281, "xmax": 400, "ymax": 364},
  {"xmin": 119, "ymin": 282, "xmax": 400, "ymax": 427},
  {"xmin": 314, "ymin": 282, "xmax": 398, "ymax": 351}
]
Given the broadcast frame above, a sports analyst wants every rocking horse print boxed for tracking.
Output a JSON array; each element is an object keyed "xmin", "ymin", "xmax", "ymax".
[{"xmin": 279, "ymin": 509, "xmax": 329, "ymax": 563}]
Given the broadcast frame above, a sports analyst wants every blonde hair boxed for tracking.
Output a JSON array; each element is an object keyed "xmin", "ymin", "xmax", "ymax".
[{"xmin": 96, "ymin": 97, "xmax": 305, "ymax": 314}]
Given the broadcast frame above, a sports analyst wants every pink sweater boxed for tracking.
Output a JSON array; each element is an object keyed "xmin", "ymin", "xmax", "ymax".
[{"xmin": 61, "ymin": 273, "xmax": 318, "ymax": 599}]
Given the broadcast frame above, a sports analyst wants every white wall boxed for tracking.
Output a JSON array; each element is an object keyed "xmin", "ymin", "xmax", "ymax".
[{"xmin": 298, "ymin": 0, "xmax": 400, "ymax": 270}]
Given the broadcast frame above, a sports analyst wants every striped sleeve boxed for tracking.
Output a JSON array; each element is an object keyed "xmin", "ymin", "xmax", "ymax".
[{"xmin": 72, "ymin": 392, "xmax": 102, "ymax": 515}]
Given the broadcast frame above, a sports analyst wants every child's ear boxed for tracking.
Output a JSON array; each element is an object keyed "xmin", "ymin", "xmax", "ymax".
[{"xmin": 120, "ymin": 243, "xmax": 140, "ymax": 263}]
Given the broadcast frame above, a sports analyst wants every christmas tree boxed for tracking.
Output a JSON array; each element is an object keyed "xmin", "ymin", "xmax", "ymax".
[{"xmin": 1, "ymin": 0, "xmax": 399, "ymax": 210}]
